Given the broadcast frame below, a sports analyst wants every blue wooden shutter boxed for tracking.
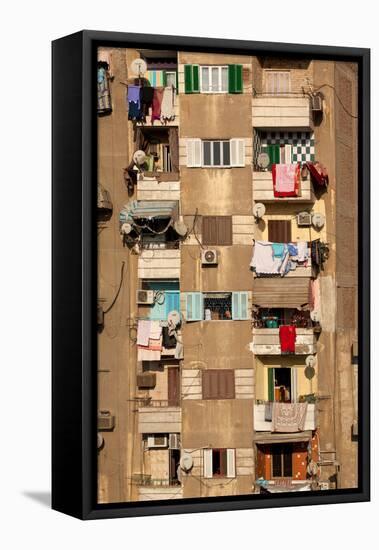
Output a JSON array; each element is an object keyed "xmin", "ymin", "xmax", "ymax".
[
  {"xmin": 232, "ymin": 292, "xmax": 249, "ymax": 320},
  {"xmin": 185, "ymin": 292, "xmax": 203, "ymax": 321},
  {"xmin": 165, "ymin": 291, "xmax": 180, "ymax": 316}
]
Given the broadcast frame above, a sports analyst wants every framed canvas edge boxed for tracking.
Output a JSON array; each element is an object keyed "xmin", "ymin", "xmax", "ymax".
[{"xmin": 52, "ymin": 30, "xmax": 370, "ymax": 520}]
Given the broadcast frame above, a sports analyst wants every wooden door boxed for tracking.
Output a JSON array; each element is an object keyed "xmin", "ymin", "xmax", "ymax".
[{"xmin": 168, "ymin": 366, "xmax": 180, "ymax": 406}]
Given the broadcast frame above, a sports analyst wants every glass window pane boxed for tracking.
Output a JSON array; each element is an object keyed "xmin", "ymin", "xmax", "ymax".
[
  {"xmin": 203, "ymin": 141, "xmax": 211, "ymax": 165},
  {"xmin": 211, "ymin": 67, "xmax": 219, "ymax": 91},
  {"xmin": 221, "ymin": 67, "xmax": 228, "ymax": 91},
  {"xmin": 272, "ymin": 448, "xmax": 282, "ymax": 477},
  {"xmin": 201, "ymin": 67, "xmax": 209, "ymax": 92},
  {"xmin": 213, "ymin": 141, "xmax": 221, "ymax": 166},
  {"xmin": 222, "ymin": 141, "xmax": 230, "ymax": 166}
]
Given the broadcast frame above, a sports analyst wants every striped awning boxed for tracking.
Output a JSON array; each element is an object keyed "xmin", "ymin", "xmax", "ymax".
[{"xmin": 122, "ymin": 200, "xmax": 178, "ymax": 222}]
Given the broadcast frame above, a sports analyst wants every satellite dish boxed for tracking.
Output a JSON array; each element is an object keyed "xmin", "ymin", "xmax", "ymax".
[
  {"xmin": 304, "ymin": 365, "xmax": 316, "ymax": 380},
  {"xmin": 174, "ymin": 220, "xmax": 188, "ymax": 237},
  {"xmin": 253, "ymin": 203, "xmax": 266, "ymax": 219},
  {"xmin": 257, "ymin": 152, "xmax": 270, "ymax": 170},
  {"xmin": 121, "ymin": 223, "xmax": 133, "ymax": 235},
  {"xmin": 305, "ymin": 355, "xmax": 316, "ymax": 368},
  {"xmin": 180, "ymin": 452, "xmax": 194, "ymax": 472},
  {"xmin": 310, "ymin": 310, "xmax": 320, "ymax": 323},
  {"xmin": 312, "ymin": 212, "xmax": 325, "ymax": 229},
  {"xmin": 168, "ymin": 310, "xmax": 181, "ymax": 326},
  {"xmin": 130, "ymin": 58, "xmax": 147, "ymax": 77},
  {"xmin": 133, "ymin": 150, "xmax": 147, "ymax": 166},
  {"xmin": 97, "ymin": 434, "xmax": 104, "ymax": 450}
]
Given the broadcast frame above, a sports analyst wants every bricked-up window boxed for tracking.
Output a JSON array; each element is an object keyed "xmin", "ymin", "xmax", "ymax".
[
  {"xmin": 268, "ymin": 220, "xmax": 292, "ymax": 243},
  {"xmin": 202, "ymin": 369, "xmax": 235, "ymax": 399},
  {"xmin": 202, "ymin": 216, "xmax": 232, "ymax": 246},
  {"xmin": 271, "ymin": 444, "xmax": 293, "ymax": 477},
  {"xmin": 265, "ymin": 71, "xmax": 291, "ymax": 94}
]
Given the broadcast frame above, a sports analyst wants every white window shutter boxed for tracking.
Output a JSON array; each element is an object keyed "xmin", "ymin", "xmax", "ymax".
[
  {"xmin": 203, "ymin": 449, "xmax": 213, "ymax": 478},
  {"xmin": 230, "ymin": 139, "xmax": 245, "ymax": 167},
  {"xmin": 186, "ymin": 139, "xmax": 202, "ymax": 167},
  {"xmin": 226, "ymin": 449, "xmax": 236, "ymax": 478}
]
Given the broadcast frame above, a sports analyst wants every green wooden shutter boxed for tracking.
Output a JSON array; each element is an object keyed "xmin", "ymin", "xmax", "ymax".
[
  {"xmin": 228, "ymin": 64, "xmax": 243, "ymax": 93},
  {"xmin": 186, "ymin": 292, "xmax": 203, "ymax": 321},
  {"xmin": 268, "ymin": 368, "xmax": 274, "ymax": 402},
  {"xmin": 264, "ymin": 144, "xmax": 280, "ymax": 167},
  {"xmin": 184, "ymin": 64, "xmax": 193, "ymax": 93},
  {"xmin": 232, "ymin": 292, "xmax": 249, "ymax": 320},
  {"xmin": 162, "ymin": 70, "xmax": 167, "ymax": 86},
  {"xmin": 192, "ymin": 65, "xmax": 200, "ymax": 92}
]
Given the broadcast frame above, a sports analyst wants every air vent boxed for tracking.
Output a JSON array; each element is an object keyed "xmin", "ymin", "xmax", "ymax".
[
  {"xmin": 98, "ymin": 411, "xmax": 115, "ymax": 431},
  {"xmin": 136, "ymin": 289, "xmax": 155, "ymax": 304},
  {"xmin": 311, "ymin": 94, "xmax": 323, "ymax": 112},
  {"xmin": 201, "ymin": 249, "xmax": 218, "ymax": 265},
  {"xmin": 147, "ymin": 435, "xmax": 168, "ymax": 448}
]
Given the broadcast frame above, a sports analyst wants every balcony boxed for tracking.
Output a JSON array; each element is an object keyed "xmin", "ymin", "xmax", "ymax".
[
  {"xmin": 254, "ymin": 403, "xmax": 317, "ymax": 431},
  {"xmin": 250, "ymin": 327, "xmax": 317, "ymax": 355},
  {"xmin": 138, "ymin": 405, "xmax": 181, "ymax": 434},
  {"xmin": 253, "ymin": 171, "xmax": 315, "ymax": 203},
  {"xmin": 252, "ymin": 96, "xmax": 313, "ymax": 130},
  {"xmin": 137, "ymin": 95, "xmax": 180, "ymax": 127},
  {"xmin": 137, "ymin": 176, "xmax": 180, "ymax": 201}
]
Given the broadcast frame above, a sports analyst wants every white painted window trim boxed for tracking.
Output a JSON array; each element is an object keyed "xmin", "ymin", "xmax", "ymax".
[
  {"xmin": 202, "ymin": 140, "xmax": 231, "ymax": 167},
  {"xmin": 264, "ymin": 70, "xmax": 291, "ymax": 94},
  {"xmin": 200, "ymin": 65, "xmax": 228, "ymax": 93}
]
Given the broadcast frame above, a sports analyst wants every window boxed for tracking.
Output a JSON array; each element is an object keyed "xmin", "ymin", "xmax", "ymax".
[
  {"xmin": 268, "ymin": 367, "xmax": 296, "ymax": 403},
  {"xmin": 142, "ymin": 280, "xmax": 180, "ymax": 321},
  {"xmin": 264, "ymin": 71, "xmax": 291, "ymax": 94},
  {"xmin": 268, "ymin": 220, "xmax": 292, "ymax": 243},
  {"xmin": 202, "ymin": 370, "xmax": 235, "ymax": 399},
  {"xmin": 185, "ymin": 292, "xmax": 249, "ymax": 321},
  {"xmin": 186, "ymin": 138, "xmax": 245, "ymax": 168},
  {"xmin": 136, "ymin": 127, "xmax": 179, "ymax": 174},
  {"xmin": 271, "ymin": 444, "xmax": 293, "ymax": 477},
  {"xmin": 184, "ymin": 64, "xmax": 243, "ymax": 94},
  {"xmin": 202, "ymin": 216, "xmax": 232, "ymax": 246},
  {"xmin": 200, "ymin": 66, "xmax": 228, "ymax": 92},
  {"xmin": 203, "ymin": 448, "xmax": 236, "ymax": 478}
]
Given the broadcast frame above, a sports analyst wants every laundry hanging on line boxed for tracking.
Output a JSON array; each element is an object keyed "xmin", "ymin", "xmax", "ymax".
[
  {"xmin": 279, "ymin": 325, "xmax": 297, "ymax": 353},
  {"xmin": 272, "ymin": 163, "xmax": 300, "ymax": 197},
  {"xmin": 250, "ymin": 240, "xmax": 309, "ymax": 277}
]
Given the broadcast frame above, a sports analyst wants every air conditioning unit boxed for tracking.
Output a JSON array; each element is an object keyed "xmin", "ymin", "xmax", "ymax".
[
  {"xmin": 147, "ymin": 435, "xmax": 168, "ymax": 448},
  {"xmin": 311, "ymin": 94, "xmax": 323, "ymax": 112},
  {"xmin": 137, "ymin": 372, "xmax": 156, "ymax": 389},
  {"xmin": 319, "ymin": 482, "xmax": 330, "ymax": 491},
  {"xmin": 297, "ymin": 212, "xmax": 312, "ymax": 227},
  {"xmin": 169, "ymin": 433, "xmax": 180, "ymax": 450},
  {"xmin": 202, "ymin": 249, "xmax": 218, "ymax": 265},
  {"xmin": 136, "ymin": 289, "xmax": 155, "ymax": 305},
  {"xmin": 98, "ymin": 411, "xmax": 115, "ymax": 431}
]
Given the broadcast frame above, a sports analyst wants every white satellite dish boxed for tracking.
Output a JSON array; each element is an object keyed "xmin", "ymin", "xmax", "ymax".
[
  {"xmin": 312, "ymin": 212, "xmax": 325, "ymax": 229},
  {"xmin": 168, "ymin": 310, "xmax": 181, "ymax": 326},
  {"xmin": 130, "ymin": 58, "xmax": 147, "ymax": 77},
  {"xmin": 97, "ymin": 434, "xmax": 104, "ymax": 450},
  {"xmin": 305, "ymin": 355, "xmax": 316, "ymax": 368},
  {"xmin": 253, "ymin": 202, "xmax": 266, "ymax": 219},
  {"xmin": 121, "ymin": 223, "xmax": 133, "ymax": 235},
  {"xmin": 180, "ymin": 452, "xmax": 194, "ymax": 472},
  {"xmin": 310, "ymin": 310, "xmax": 320, "ymax": 323},
  {"xmin": 133, "ymin": 150, "xmax": 147, "ymax": 166},
  {"xmin": 257, "ymin": 152, "xmax": 270, "ymax": 170},
  {"xmin": 174, "ymin": 220, "xmax": 188, "ymax": 237}
]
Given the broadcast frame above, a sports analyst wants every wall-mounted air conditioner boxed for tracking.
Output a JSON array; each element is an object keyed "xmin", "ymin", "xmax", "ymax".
[
  {"xmin": 169, "ymin": 433, "xmax": 180, "ymax": 450},
  {"xmin": 98, "ymin": 411, "xmax": 115, "ymax": 431},
  {"xmin": 319, "ymin": 482, "xmax": 330, "ymax": 490},
  {"xmin": 137, "ymin": 372, "xmax": 156, "ymax": 389},
  {"xmin": 201, "ymin": 249, "xmax": 218, "ymax": 265},
  {"xmin": 136, "ymin": 289, "xmax": 155, "ymax": 305},
  {"xmin": 147, "ymin": 435, "xmax": 168, "ymax": 448},
  {"xmin": 311, "ymin": 94, "xmax": 323, "ymax": 112},
  {"xmin": 297, "ymin": 212, "xmax": 312, "ymax": 227}
]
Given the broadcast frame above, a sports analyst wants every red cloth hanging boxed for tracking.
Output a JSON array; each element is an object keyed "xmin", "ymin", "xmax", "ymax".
[
  {"xmin": 305, "ymin": 161, "xmax": 329, "ymax": 187},
  {"xmin": 151, "ymin": 87, "xmax": 164, "ymax": 122},
  {"xmin": 272, "ymin": 163, "xmax": 300, "ymax": 197},
  {"xmin": 279, "ymin": 325, "xmax": 297, "ymax": 353}
]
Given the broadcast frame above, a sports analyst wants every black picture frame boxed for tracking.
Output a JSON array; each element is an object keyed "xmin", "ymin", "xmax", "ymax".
[{"xmin": 52, "ymin": 30, "xmax": 370, "ymax": 520}]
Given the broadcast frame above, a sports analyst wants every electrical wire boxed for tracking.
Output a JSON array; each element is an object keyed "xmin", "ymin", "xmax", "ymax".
[
  {"xmin": 312, "ymin": 83, "xmax": 358, "ymax": 119},
  {"xmin": 103, "ymin": 261, "xmax": 126, "ymax": 314}
]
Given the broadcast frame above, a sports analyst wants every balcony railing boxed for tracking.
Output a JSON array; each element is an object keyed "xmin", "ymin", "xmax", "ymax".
[
  {"xmin": 253, "ymin": 170, "xmax": 315, "ymax": 203},
  {"xmin": 254, "ymin": 403, "xmax": 317, "ymax": 431},
  {"xmin": 132, "ymin": 474, "xmax": 181, "ymax": 487},
  {"xmin": 252, "ymin": 96, "xmax": 313, "ymax": 129},
  {"xmin": 250, "ymin": 327, "xmax": 317, "ymax": 355}
]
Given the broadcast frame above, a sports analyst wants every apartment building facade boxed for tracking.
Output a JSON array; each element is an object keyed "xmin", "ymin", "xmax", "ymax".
[{"xmin": 97, "ymin": 47, "xmax": 358, "ymax": 503}]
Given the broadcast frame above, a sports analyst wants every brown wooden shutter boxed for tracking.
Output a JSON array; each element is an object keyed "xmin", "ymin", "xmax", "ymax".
[
  {"xmin": 253, "ymin": 278, "xmax": 310, "ymax": 308},
  {"xmin": 202, "ymin": 370, "xmax": 235, "ymax": 399},
  {"xmin": 168, "ymin": 367, "xmax": 180, "ymax": 406},
  {"xmin": 268, "ymin": 220, "xmax": 292, "ymax": 243},
  {"xmin": 203, "ymin": 216, "xmax": 232, "ymax": 245}
]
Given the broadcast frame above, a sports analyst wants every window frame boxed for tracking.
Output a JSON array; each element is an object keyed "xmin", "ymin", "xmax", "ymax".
[
  {"xmin": 271, "ymin": 444, "xmax": 293, "ymax": 478},
  {"xmin": 202, "ymin": 369, "xmax": 235, "ymax": 400},
  {"xmin": 202, "ymin": 140, "xmax": 231, "ymax": 167},
  {"xmin": 200, "ymin": 65, "xmax": 229, "ymax": 93},
  {"xmin": 264, "ymin": 70, "xmax": 291, "ymax": 94}
]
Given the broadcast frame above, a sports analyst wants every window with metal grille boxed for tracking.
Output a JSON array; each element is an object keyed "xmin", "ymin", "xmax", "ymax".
[
  {"xmin": 203, "ymin": 292, "xmax": 232, "ymax": 320},
  {"xmin": 202, "ymin": 369, "xmax": 235, "ymax": 399},
  {"xmin": 202, "ymin": 216, "xmax": 232, "ymax": 246}
]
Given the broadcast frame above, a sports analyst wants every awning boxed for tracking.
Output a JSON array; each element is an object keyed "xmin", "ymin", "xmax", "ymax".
[
  {"xmin": 253, "ymin": 277, "xmax": 310, "ymax": 308},
  {"xmin": 261, "ymin": 483, "xmax": 311, "ymax": 493},
  {"xmin": 121, "ymin": 200, "xmax": 178, "ymax": 223},
  {"xmin": 254, "ymin": 430, "xmax": 313, "ymax": 445}
]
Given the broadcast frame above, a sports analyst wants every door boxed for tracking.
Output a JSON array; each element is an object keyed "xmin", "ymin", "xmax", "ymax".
[
  {"xmin": 168, "ymin": 366, "xmax": 180, "ymax": 406},
  {"xmin": 268, "ymin": 220, "xmax": 292, "ymax": 243}
]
